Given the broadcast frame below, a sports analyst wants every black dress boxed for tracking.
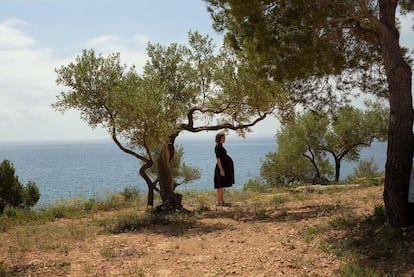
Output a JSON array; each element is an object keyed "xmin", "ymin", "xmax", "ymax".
[{"xmin": 214, "ymin": 143, "xmax": 234, "ymax": 188}]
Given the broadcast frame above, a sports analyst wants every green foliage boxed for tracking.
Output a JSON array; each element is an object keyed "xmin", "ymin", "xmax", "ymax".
[
  {"xmin": 400, "ymin": 0, "xmax": 414, "ymax": 13},
  {"xmin": 372, "ymin": 205, "xmax": 386, "ymax": 222},
  {"xmin": 206, "ymin": 0, "xmax": 388, "ymax": 107},
  {"xmin": 54, "ymin": 32, "xmax": 285, "ymax": 149},
  {"xmin": 104, "ymin": 212, "xmax": 155, "ymax": 233},
  {"xmin": 330, "ymin": 203, "xmax": 413, "ymax": 275},
  {"xmin": 352, "ymin": 158, "xmax": 383, "ymax": 179},
  {"xmin": 260, "ymin": 102, "xmax": 388, "ymax": 186},
  {"xmin": 206, "ymin": 0, "xmax": 414, "ymax": 229},
  {"xmin": 269, "ymin": 194, "xmax": 290, "ymax": 205},
  {"xmin": 3, "ymin": 205, "xmax": 18, "ymax": 218},
  {"xmin": 347, "ymin": 158, "xmax": 384, "ymax": 186},
  {"xmin": 193, "ymin": 191, "xmax": 214, "ymax": 212},
  {"xmin": 146, "ymin": 146, "xmax": 201, "ymax": 187},
  {"xmin": 23, "ymin": 181, "xmax": 40, "ymax": 207},
  {"xmin": 243, "ymin": 179, "xmax": 267, "ymax": 193},
  {"xmin": 260, "ymin": 112, "xmax": 333, "ymax": 186},
  {"xmin": 338, "ymin": 263, "xmax": 380, "ymax": 277},
  {"xmin": 326, "ymin": 103, "xmax": 388, "ymax": 181},
  {"xmin": 53, "ymin": 32, "xmax": 286, "ymax": 205},
  {"xmin": 326, "ymin": 103, "xmax": 388, "ymax": 161},
  {"xmin": 260, "ymin": 151, "xmax": 319, "ymax": 186},
  {"xmin": 0, "ymin": 187, "xmax": 148, "ymax": 232},
  {"xmin": 120, "ymin": 185, "xmax": 141, "ymax": 201},
  {"xmin": 0, "ymin": 160, "xmax": 40, "ymax": 213},
  {"xmin": 105, "ymin": 210, "xmax": 196, "ymax": 234},
  {"xmin": 303, "ymin": 226, "xmax": 319, "ymax": 243}
]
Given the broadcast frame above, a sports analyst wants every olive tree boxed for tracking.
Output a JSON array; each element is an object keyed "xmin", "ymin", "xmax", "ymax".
[
  {"xmin": 261, "ymin": 113, "xmax": 333, "ymax": 186},
  {"xmin": 324, "ymin": 102, "xmax": 389, "ymax": 181},
  {"xmin": 54, "ymin": 32, "xmax": 289, "ymax": 211},
  {"xmin": 261, "ymin": 103, "xmax": 388, "ymax": 185}
]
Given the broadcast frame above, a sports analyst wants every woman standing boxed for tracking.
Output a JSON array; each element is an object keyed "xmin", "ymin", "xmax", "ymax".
[{"xmin": 214, "ymin": 132, "xmax": 234, "ymax": 206}]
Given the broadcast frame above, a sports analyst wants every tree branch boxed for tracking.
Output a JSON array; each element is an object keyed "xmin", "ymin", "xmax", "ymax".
[
  {"xmin": 327, "ymin": 15, "xmax": 379, "ymax": 43},
  {"xmin": 111, "ymin": 130, "xmax": 149, "ymax": 163},
  {"xmin": 110, "ymin": 126, "xmax": 157, "ymax": 181},
  {"xmin": 181, "ymin": 110, "xmax": 272, "ymax": 133},
  {"xmin": 303, "ymin": 146, "xmax": 321, "ymax": 179},
  {"xmin": 357, "ymin": 0, "xmax": 381, "ymax": 25},
  {"xmin": 184, "ymin": 103, "xmax": 233, "ymax": 129}
]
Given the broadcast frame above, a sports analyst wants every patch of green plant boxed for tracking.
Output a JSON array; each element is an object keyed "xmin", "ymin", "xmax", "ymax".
[
  {"xmin": 121, "ymin": 185, "xmax": 141, "ymax": 201},
  {"xmin": 371, "ymin": 205, "xmax": 386, "ymax": 223},
  {"xmin": 330, "ymin": 209, "xmax": 359, "ymax": 230},
  {"xmin": 346, "ymin": 158, "xmax": 385, "ymax": 188},
  {"xmin": 40, "ymin": 197, "xmax": 92, "ymax": 219},
  {"xmin": 0, "ymin": 206, "xmax": 60, "ymax": 232},
  {"xmin": 0, "ymin": 187, "xmax": 150, "ymax": 231},
  {"xmin": 226, "ymin": 189, "xmax": 256, "ymax": 203},
  {"xmin": 9, "ymin": 221, "xmax": 91, "ymax": 254},
  {"xmin": 243, "ymin": 179, "xmax": 267, "ymax": 193},
  {"xmin": 252, "ymin": 206, "xmax": 269, "ymax": 220},
  {"xmin": 3, "ymin": 206, "xmax": 17, "ymax": 218},
  {"xmin": 326, "ymin": 204, "xmax": 414, "ymax": 275},
  {"xmin": 338, "ymin": 262, "xmax": 380, "ymax": 277},
  {"xmin": 193, "ymin": 191, "xmax": 214, "ymax": 212},
  {"xmin": 128, "ymin": 266, "xmax": 145, "ymax": 277},
  {"xmin": 270, "ymin": 194, "xmax": 290, "ymax": 205},
  {"xmin": 100, "ymin": 245, "xmax": 117, "ymax": 258},
  {"xmin": 104, "ymin": 210, "xmax": 196, "ymax": 234},
  {"xmin": 320, "ymin": 185, "xmax": 356, "ymax": 194},
  {"xmin": 92, "ymin": 193, "xmax": 126, "ymax": 211},
  {"xmin": 372, "ymin": 223, "xmax": 403, "ymax": 258},
  {"xmin": 290, "ymin": 192, "xmax": 312, "ymax": 201},
  {"xmin": 304, "ymin": 226, "xmax": 319, "ymax": 243}
]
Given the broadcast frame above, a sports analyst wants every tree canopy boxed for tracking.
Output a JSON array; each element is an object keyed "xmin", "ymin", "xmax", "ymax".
[
  {"xmin": 54, "ymin": 31, "xmax": 290, "ymax": 209},
  {"xmin": 0, "ymin": 160, "xmax": 40, "ymax": 213},
  {"xmin": 205, "ymin": 0, "xmax": 414, "ymax": 227},
  {"xmin": 261, "ymin": 102, "xmax": 388, "ymax": 186}
]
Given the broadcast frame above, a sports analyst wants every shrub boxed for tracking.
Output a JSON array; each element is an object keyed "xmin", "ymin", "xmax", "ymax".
[
  {"xmin": 0, "ymin": 160, "xmax": 40, "ymax": 213},
  {"xmin": 3, "ymin": 205, "xmax": 18, "ymax": 218},
  {"xmin": 352, "ymin": 158, "xmax": 383, "ymax": 179},
  {"xmin": 121, "ymin": 186, "xmax": 141, "ymax": 201},
  {"xmin": 243, "ymin": 179, "xmax": 267, "ymax": 193},
  {"xmin": 23, "ymin": 181, "xmax": 40, "ymax": 207},
  {"xmin": 347, "ymin": 158, "xmax": 384, "ymax": 186}
]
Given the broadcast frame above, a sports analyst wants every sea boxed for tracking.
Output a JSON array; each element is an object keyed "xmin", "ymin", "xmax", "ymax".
[{"xmin": 0, "ymin": 135, "xmax": 387, "ymax": 206}]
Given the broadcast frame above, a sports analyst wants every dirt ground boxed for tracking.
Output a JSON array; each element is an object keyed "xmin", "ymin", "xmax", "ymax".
[{"xmin": 1, "ymin": 185, "xmax": 412, "ymax": 277}]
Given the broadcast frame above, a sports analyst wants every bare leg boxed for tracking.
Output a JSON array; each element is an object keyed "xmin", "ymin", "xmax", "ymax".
[{"xmin": 216, "ymin": 188, "xmax": 224, "ymax": 204}]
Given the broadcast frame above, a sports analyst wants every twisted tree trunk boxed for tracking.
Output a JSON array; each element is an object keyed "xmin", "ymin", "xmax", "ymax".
[{"xmin": 156, "ymin": 142, "xmax": 183, "ymax": 212}]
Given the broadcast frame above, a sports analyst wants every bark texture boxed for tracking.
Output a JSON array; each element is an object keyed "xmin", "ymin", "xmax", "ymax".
[
  {"xmin": 379, "ymin": 0, "xmax": 414, "ymax": 226},
  {"xmin": 157, "ymin": 143, "xmax": 183, "ymax": 212}
]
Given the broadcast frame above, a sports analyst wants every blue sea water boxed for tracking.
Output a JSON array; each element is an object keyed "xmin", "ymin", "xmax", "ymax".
[{"xmin": 0, "ymin": 136, "xmax": 386, "ymax": 206}]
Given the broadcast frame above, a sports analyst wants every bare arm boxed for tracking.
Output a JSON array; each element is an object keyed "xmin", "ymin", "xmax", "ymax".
[{"xmin": 217, "ymin": 158, "xmax": 225, "ymax": 176}]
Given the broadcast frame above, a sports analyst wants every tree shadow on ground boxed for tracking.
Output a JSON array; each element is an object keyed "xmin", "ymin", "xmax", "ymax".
[
  {"xmin": 139, "ymin": 219, "xmax": 229, "ymax": 237},
  {"xmin": 5, "ymin": 261, "xmax": 70, "ymax": 277},
  {"xmin": 202, "ymin": 203, "xmax": 345, "ymax": 224},
  {"xmin": 110, "ymin": 202, "xmax": 345, "ymax": 237},
  {"xmin": 326, "ymin": 210, "xmax": 414, "ymax": 276},
  {"xmin": 105, "ymin": 209, "xmax": 230, "ymax": 237}
]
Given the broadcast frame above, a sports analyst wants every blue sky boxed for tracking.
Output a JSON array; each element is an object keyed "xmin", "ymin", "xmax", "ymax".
[{"xmin": 0, "ymin": 1, "xmax": 413, "ymax": 142}]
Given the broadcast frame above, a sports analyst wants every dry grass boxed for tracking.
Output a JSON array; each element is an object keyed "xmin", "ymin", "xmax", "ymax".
[{"xmin": 0, "ymin": 184, "xmax": 413, "ymax": 276}]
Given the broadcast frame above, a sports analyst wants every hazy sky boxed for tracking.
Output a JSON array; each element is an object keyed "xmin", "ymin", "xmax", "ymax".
[{"xmin": 0, "ymin": 1, "xmax": 413, "ymax": 142}]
